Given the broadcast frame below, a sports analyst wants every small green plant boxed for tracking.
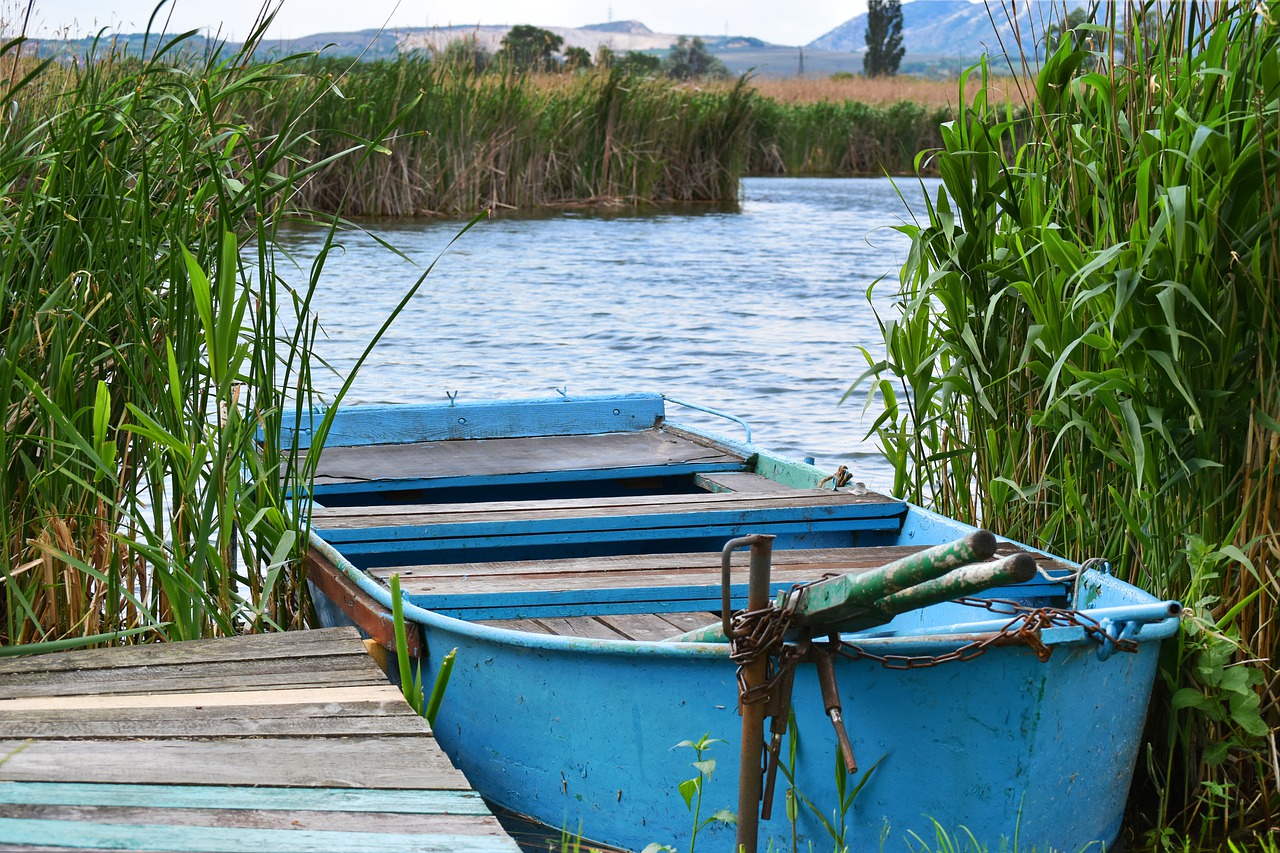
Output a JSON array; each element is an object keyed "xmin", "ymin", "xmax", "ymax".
[
  {"xmin": 388, "ymin": 572, "xmax": 455, "ymax": 725},
  {"xmin": 642, "ymin": 734, "xmax": 736, "ymax": 853},
  {"xmin": 775, "ymin": 709, "xmax": 885, "ymax": 853}
]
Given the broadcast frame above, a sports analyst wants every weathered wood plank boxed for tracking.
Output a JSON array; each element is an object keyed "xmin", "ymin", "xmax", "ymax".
[
  {"xmin": 593, "ymin": 614, "xmax": 687, "ymax": 642},
  {"xmin": 376, "ymin": 544, "xmax": 1069, "ymax": 586},
  {"xmin": 311, "ymin": 428, "xmax": 741, "ymax": 486},
  {"xmin": 0, "ymin": 701, "xmax": 428, "ymax": 739},
  {"xmin": 396, "ymin": 564, "xmax": 860, "ymax": 597},
  {"xmin": 0, "ymin": 738, "xmax": 469, "ymax": 789},
  {"xmin": 0, "ymin": 627, "xmax": 364, "ymax": 676},
  {"xmin": 527, "ymin": 617, "xmax": 626, "ymax": 641},
  {"xmin": 472, "ymin": 619, "xmax": 554, "ymax": 635},
  {"xmin": 0, "ymin": 685, "xmax": 405, "ymax": 712},
  {"xmin": 657, "ymin": 612, "xmax": 723, "ymax": 632},
  {"xmin": 0, "ymin": 782, "xmax": 491, "ymax": 815},
  {"xmin": 313, "ymin": 487, "xmax": 897, "ymax": 528},
  {"xmin": 0, "ymin": 818, "xmax": 520, "ymax": 852},
  {"xmin": 0, "ymin": 804, "xmax": 509, "ymax": 836},
  {"xmin": 694, "ymin": 471, "xmax": 800, "ymax": 495},
  {"xmin": 0, "ymin": 655, "xmax": 387, "ymax": 700}
]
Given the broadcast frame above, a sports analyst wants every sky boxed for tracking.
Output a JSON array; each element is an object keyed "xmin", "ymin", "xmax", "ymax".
[{"xmin": 20, "ymin": 0, "xmax": 883, "ymax": 47}]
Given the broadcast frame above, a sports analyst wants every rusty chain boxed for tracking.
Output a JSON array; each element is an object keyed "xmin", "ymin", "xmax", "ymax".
[{"xmin": 730, "ymin": 585, "xmax": 1142, "ymax": 702}]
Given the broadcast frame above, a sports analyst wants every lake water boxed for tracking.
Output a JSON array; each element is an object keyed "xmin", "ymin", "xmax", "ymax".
[{"xmin": 281, "ymin": 176, "xmax": 939, "ymax": 492}]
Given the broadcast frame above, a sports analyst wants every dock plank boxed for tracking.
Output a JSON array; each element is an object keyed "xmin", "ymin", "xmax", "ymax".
[
  {"xmin": 0, "ymin": 701, "xmax": 427, "ymax": 739},
  {"xmin": 0, "ymin": 818, "xmax": 517, "ymax": 853},
  {"xmin": 0, "ymin": 628, "xmax": 520, "ymax": 853},
  {"xmin": 0, "ymin": 627, "xmax": 369, "ymax": 676},
  {"xmin": 0, "ymin": 654, "xmax": 387, "ymax": 700},
  {"xmin": 0, "ymin": 737, "xmax": 469, "ymax": 789},
  {"xmin": 1, "ymin": 804, "xmax": 509, "ymax": 836}
]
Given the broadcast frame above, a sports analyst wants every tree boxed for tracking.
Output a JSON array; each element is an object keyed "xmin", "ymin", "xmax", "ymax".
[
  {"xmin": 663, "ymin": 35, "xmax": 730, "ymax": 80},
  {"xmin": 863, "ymin": 0, "xmax": 905, "ymax": 77},
  {"xmin": 618, "ymin": 50, "xmax": 661, "ymax": 76},
  {"xmin": 500, "ymin": 25, "xmax": 564, "ymax": 72},
  {"xmin": 439, "ymin": 35, "xmax": 490, "ymax": 73},
  {"xmin": 563, "ymin": 46, "xmax": 592, "ymax": 72}
]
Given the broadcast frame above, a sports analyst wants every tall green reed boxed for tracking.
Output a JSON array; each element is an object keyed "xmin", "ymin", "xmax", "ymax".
[
  {"xmin": 0, "ymin": 18, "xmax": 398, "ymax": 648},
  {"xmin": 855, "ymin": 0, "xmax": 1278, "ymax": 836},
  {"xmin": 267, "ymin": 59, "xmax": 754, "ymax": 216},
  {"xmin": 748, "ymin": 97, "xmax": 950, "ymax": 176}
]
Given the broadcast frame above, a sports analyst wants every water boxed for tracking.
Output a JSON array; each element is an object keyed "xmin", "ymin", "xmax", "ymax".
[{"xmin": 280, "ymin": 176, "xmax": 938, "ymax": 492}]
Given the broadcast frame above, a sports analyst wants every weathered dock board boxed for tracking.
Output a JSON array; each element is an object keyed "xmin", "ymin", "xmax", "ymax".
[{"xmin": 0, "ymin": 627, "xmax": 520, "ymax": 853}]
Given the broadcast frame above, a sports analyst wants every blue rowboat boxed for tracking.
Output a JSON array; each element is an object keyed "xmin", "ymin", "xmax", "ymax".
[{"xmin": 297, "ymin": 393, "xmax": 1179, "ymax": 853}]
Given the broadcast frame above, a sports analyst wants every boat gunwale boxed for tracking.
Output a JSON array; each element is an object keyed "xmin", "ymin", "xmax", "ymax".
[
  {"xmin": 306, "ymin": 527, "xmax": 1180, "ymax": 660},
  {"xmin": 301, "ymin": 396, "xmax": 1180, "ymax": 657}
]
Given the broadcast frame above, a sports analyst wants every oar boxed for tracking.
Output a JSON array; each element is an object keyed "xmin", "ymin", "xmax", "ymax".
[{"xmin": 667, "ymin": 530, "xmax": 1006, "ymax": 643}]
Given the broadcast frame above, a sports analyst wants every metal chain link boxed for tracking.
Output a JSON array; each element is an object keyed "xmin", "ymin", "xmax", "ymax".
[
  {"xmin": 731, "ymin": 583, "xmax": 1141, "ymax": 700},
  {"xmin": 837, "ymin": 596, "xmax": 1139, "ymax": 670}
]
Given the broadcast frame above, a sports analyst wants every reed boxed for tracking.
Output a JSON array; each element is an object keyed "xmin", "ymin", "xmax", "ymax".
[
  {"xmin": 271, "ymin": 59, "xmax": 755, "ymax": 216},
  {"xmin": 0, "ymin": 20, "xmax": 391, "ymax": 648},
  {"xmin": 244, "ymin": 59, "xmax": 967, "ymax": 214},
  {"xmin": 747, "ymin": 96, "xmax": 951, "ymax": 176},
  {"xmin": 855, "ymin": 0, "xmax": 1279, "ymax": 839}
]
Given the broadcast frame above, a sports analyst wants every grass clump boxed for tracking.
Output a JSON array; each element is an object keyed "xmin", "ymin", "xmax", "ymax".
[
  {"xmin": 856, "ymin": 0, "xmax": 1279, "ymax": 839},
  {"xmin": 0, "ymin": 19, "xmax": 389, "ymax": 648}
]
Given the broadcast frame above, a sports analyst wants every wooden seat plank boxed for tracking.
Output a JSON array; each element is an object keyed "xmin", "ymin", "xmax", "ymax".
[
  {"xmin": 378, "ymin": 544, "xmax": 1067, "ymax": 597},
  {"xmin": 313, "ymin": 488, "xmax": 898, "ymax": 530},
  {"xmin": 311, "ymin": 429, "xmax": 744, "ymax": 487}
]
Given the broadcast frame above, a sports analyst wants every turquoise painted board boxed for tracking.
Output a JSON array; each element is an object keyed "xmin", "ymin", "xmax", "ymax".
[
  {"xmin": 0, "ymin": 782, "xmax": 491, "ymax": 815},
  {"xmin": 0, "ymin": 818, "xmax": 519, "ymax": 853},
  {"xmin": 284, "ymin": 393, "xmax": 665, "ymax": 449}
]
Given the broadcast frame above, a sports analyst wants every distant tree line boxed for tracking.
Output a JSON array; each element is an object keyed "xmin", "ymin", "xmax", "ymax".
[{"xmin": 436, "ymin": 25, "xmax": 729, "ymax": 79}]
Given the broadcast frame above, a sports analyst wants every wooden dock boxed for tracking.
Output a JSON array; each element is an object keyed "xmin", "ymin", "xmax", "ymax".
[{"xmin": 0, "ymin": 627, "xmax": 521, "ymax": 853}]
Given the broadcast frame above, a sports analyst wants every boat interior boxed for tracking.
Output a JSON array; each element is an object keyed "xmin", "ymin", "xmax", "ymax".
[{"xmin": 303, "ymin": 416, "xmax": 1074, "ymax": 642}]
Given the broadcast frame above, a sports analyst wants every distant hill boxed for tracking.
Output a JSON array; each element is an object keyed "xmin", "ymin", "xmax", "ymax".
[
  {"xmin": 25, "ymin": 3, "xmax": 1085, "ymax": 78},
  {"xmin": 811, "ymin": 0, "xmax": 1086, "ymax": 67}
]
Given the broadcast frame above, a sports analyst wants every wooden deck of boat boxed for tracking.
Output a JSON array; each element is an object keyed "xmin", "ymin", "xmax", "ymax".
[
  {"xmin": 380, "ymin": 542, "xmax": 1070, "ymax": 632},
  {"xmin": 0, "ymin": 627, "xmax": 520, "ymax": 853},
  {"xmin": 311, "ymin": 427, "xmax": 746, "ymax": 487}
]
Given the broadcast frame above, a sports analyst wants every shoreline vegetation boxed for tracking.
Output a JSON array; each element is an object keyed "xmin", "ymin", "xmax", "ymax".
[
  {"xmin": 272, "ymin": 60, "xmax": 958, "ymax": 217},
  {"xmin": 1, "ymin": 0, "xmax": 1277, "ymax": 848}
]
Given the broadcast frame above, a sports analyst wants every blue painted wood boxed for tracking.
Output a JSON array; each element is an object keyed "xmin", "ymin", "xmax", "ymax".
[
  {"xmin": 285, "ymin": 394, "xmax": 665, "ymax": 449},
  {"xmin": 315, "ymin": 501, "xmax": 908, "ymax": 546},
  {"xmin": 0, "ymin": 818, "xmax": 519, "ymax": 852},
  {"xmin": 0, "ymin": 782, "xmax": 491, "ymax": 815},
  {"xmin": 330, "ymin": 520, "xmax": 889, "ymax": 559}
]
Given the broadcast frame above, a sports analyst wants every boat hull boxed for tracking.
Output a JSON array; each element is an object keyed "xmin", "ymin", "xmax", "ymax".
[{"xmin": 310, "ymin": 539, "xmax": 1169, "ymax": 853}]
